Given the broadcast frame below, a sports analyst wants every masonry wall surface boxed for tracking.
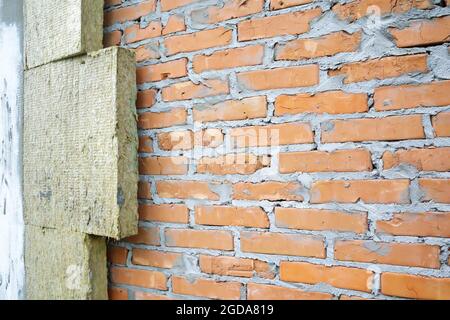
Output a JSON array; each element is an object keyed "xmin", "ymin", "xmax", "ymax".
[{"xmin": 104, "ymin": 0, "xmax": 450, "ymax": 300}]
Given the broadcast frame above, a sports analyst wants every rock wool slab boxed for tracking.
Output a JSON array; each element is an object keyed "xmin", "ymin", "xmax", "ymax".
[
  {"xmin": 25, "ymin": 225, "xmax": 107, "ymax": 300},
  {"xmin": 24, "ymin": 47, "xmax": 138, "ymax": 239},
  {"xmin": 25, "ymin": 0, "xmax": 103, "ymax": 69}
]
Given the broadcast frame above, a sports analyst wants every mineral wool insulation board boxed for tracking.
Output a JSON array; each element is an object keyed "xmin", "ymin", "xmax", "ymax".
[
  {"xmin": 24, "ymin": 47, "xmax": 138, "ymax": 239},
  {"xmin": 25, "ymin": 0, "xmax": 103, "ymax": 69}
]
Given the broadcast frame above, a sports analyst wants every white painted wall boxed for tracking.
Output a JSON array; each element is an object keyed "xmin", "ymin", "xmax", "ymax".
[{"xmin": 0, "ymin": 0, "xmax": 25, "ymax": 300}]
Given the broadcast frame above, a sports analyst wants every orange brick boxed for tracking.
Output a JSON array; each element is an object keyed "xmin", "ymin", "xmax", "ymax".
[
  {"xmin": 193, "ymin": 96, "xmax": 267, "ymax": 122},
  {"xmin": 156, "ymin": 180, "xmax": 221, "ymax": 200},
  {"xmin": 103, "ymin": 30, "xmax": 121, "ymax": 47},
  {"xmin": 138, "ymin": 181, "xmax": 151, "ymax": 199},
  {"xmin": 275, "ymin": 207, "xmax": 368, "ymax": 233},
  {"xmin": 195, "ymin": 205, "xmax": 269, "ymax": 228},
  {"xmin": 139, "ymin": 156, "xmax": 188, "ymax": 175},
  {"xmin": 132, "ymin": 249, "xmax": 182, "ymax": 269},
  {"xmin": 419, "ymin": 179, "xmax": 450, "ymax": 203},
  {"xmin": 310, "ymin": 179, "xmax": 410, "ymax": 204},
  {"xmin": 238, "ymin": 8, "xmax": 322, "ymax": 41},
  {"xmin": 275, "ymin": 90, "xmax": 368, "ymax": 115},
  {"xmin": 233, "ymin": 181, "xmax": 305, "ymax": 201},
  {"xmin": 374, "ymin": 81, "xmax": 450, "ymax": 111},
  {"xmin": 376, "ymin": 212, "xmax": 450, "ymax": 237},
  {"xmin": 321, "ymin": 115, "xmax": 425, "ymax": 143},
  {"xmin": 165, "ymin": 229, "xmax": 234, "ymax": 250},
  {"xmin": 104, "ymin": 0, "xmax": 156, "ymax": 26},
  {"xmin": 126, "ymin": 227, "xmax": 160, "ymax": 246},
  {"xmin": 191, "ymin": 0, "xmax": 264, "ymax": 24},
  {"xmin": 172, "ymin": 276, "xmax": 241, "ymax": 300},
  {"xmin": 199, "ymin": 255, "xmax": 274, "ymax": 278},
  {"xmin": 137, "ymin": 58, "xmax": 187, "ymax": 83},
  {"xmin": 383, "ymin": 147, "xmax": 450, "ymax": 172},
  {"xmin": 237, "ymin": 65, "xmax": 319, "ymax": 91},
  {"xmin": 194, "ymin": 129, "xmax": 224, "ymax": 148},
  {"xmin": 270, "ymin": 0, "xmax": 313, "ymax": 10},
  {"xmin": 247, "ymin": 283, "xmax": 332, "ymax": 300},
  {"xmin": 276, "ymin": 31, "xmax": 361, "ymax": 60},
  {"xmin": 432, "ymin": 112, "xmax": 450, "ymax": 137},
  {"xmin": 335, "ymin": 240, "xmax": 440, "ymax": 268},
  {"xmin": 110, "ymin": 267, "xmax": 167, "ymax": 290},
  {"xmin": 333, "ymin": 0, "xmax": 432, "ymax": 22},
  {"xmin": 134, "ymin": 42, "xmax": 160, "ymax": 62},
  {"xmin": 138, "ymin": 108, "xmax": 187, "ymax": 129},
  {"xmin": 108, "ymin": 246, "xmax": 128, "ymax": 265},
  {"xmin": 193, "ymin": 45, "xmax": 264, "ymax": 73},
  {"xmin": 339, "ymin": 295, "xmax": 369, "ymax": 300},
  {"xmin": 105, "ymin": 0, "xmax": 122, "ymax": 7},
  {"xmin": 162, "ymin": 79, "xmax": 229, "ymax": 101},
  {"xmin": 135, "ymin": 292, "xmax": 174, "ymax": 300},
  {"xmin": 280, "ymin": 261, "xmax": 373, "ymax": 292},
  {"xmin": 124, "ymin": 21, "xmax": 162, "ymax": 44},
  {"xmin": 158, "ymin": 130, "xmax": 193, "ymax": 151},
  {"xmin": 161, "ymin": 0, "xmax": 200, "ymax": 11},
  {"xmin": 389, "ymin": 16, "xmax": 450, "ymax": 48},
  {"xmin": 138, "ymin": 136, "xmax": 153, "ymax": 153},
  {"xmin": 136, "ymin": 89, "xmax": 157, "ymax": 109},
  {"xmin": 164, "ymin": 27, "xmax": 232, "ymax": 56},
  {"xmin": 240, "ymin": 231, "xmax": 325, "ymax": 257},
  {"xmin": 162, "ymin": 15, "xmax": 186, "ymax": 35},
  {"xmin": 230, "ymin": 122, "xmax": 314, "ymax": 147},
  {"xmin": 139, "ymin": 204, "xmax": 189, "ymax": 224},
  {"xmin": 328, "ymin": 54, "xmax": 428, "ymax": 84},
  {"xmin": 108, "ymin": 287, "xmax": 128, "ymax": 300},
  {"xmin": 381, "ymin": 272, "xmax": 450, "ymax": 300},
  {"xmin": 197, "ymin": 154, "xmax": 270, "ymax": 175},
  {"xmin": 279, "ymin": 149, "xmax": 373, "ymax": 173}
]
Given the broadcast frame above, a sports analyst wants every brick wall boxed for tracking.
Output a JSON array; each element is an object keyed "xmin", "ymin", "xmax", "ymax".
[{"xmin": 104, "ymin": 0, "xmax": 450, "ymax": 300}]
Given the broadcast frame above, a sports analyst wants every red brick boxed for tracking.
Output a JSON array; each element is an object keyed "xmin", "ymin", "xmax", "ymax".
[
  {"xmin": 124, "ymin": 21, "xmax": 162, "ymax": 44},
  {"xmin": 230, "ymin": 122, "xmax": 314, "ymax": 147},
  {"xmin": 247, "ymin": 283, "xmax": 332, "ymax": 300},
  {"xmin": 195, "ymin": 205, "xmax": 269, "ymax": 228},
  {"xmin": 110, "ymin": 267, "xmax": 167, "ymax": 290},
  {"xmin": 156, "ymin": 180, "xmax": 221, "ymax": 200},
  {"xmin": 139, "ymin": 156, "xmax": 188, "ymax": 175},
  {"xmin": 328, "ymin": 54, "xmax": 428, "ymax": 84},
  {"xmin": 193, "ymin": 96, "xmax": 267, "ymax": 122},
  {"xmin": 237, "ymin": 65, "xmax": 319, "ymax": 91},
  {"xmin": 164, "ymin": 27, "xmax": 232, "ymax": 56},
  {"xmin": 134, "ymin": 42, "xmax": 160, "ymax": 62},
  {"xmin": 275, "ymin": 207, "xmax": 368, "ymax": 233},
  {"xmin": 193, "ymin": 45, "xmax": 264, "ymax": 73},
  {"xmin": 138, "ymin": 136, "xmax": 153, "ymax": 153},
  {"xmin": 137, "ymin": 58, "xmax": 187, "ymax": 83},
  {"xmin": 162, "ymin": 79, "xmax": 229, "ymax": 101},
  {"xmin": 419, "ymin": 179, "xmax": 450, "ymax": 203},
  {"xmin": 138, "ymin": 181, "xmax": 151, "ymax": 199},
  {"xmin": 165, "ymin": 229, "xmax": 234, "ymax": 250},
  {"xmin": 162, "ymin": 15, "xmax": 186, "ymax": 35},
  {"xmin": 383, "ymin": 147, "xmax": 450, "ymax": 172},
  {"xmin": 281, "ymin": 261, "xmax": 374, "ymax": 292},
  {"xmin": 275, "ymin": 90, "xmax": 368, "ymax": 115},
  {"xmin": 376, "ymin": 212, "xmax": 450, "ymax": 237},
  {"xmin": 389, "ymin": 16, "xmax": 450, "ymax": 48},
  {"xmin": 432, "ymin": 112, "xmax": 450, "ymax": 137},
  {"xmin": 321, "ymin": 115, "xmax": 425, "ymax": 143},
  {"xmin": 108, "ymin": 287, "xmax": 128, "ymax": 300},
  {"xmin": 158, "ymin": 130, "xmax": 193, "ymax": 151},
  {"xmin": 270, "ymin": 0, "xmax": 314, "ymax": 10},
  {"xmin": 381, "ymin": 272, "xmax": 450, "ymax": 300},
  {"xmin": 279, "ymin": 149, "xmax": 373, "ymax": 173},
  {"xmin": 199, "ymin": 255, "xmax": 274, "ymax": 278},
  {"xmin": 136, "ymin": 89, "xmax": 157, "ymax": 109},
  {"xmin": 138, "ymin": 108, "xmax": 187, "ymax": 129},
  {"xmin": 276, "ymin": 31, "xmax": 361, "ymax": 60},
  {"xmin": 335, "ymin": 240, "xmax": 441, "ymax": 268},
  {"xmin": 135, "ymin": 292, "xmax": 175, "ymax": 300},
  {"xmin": 233, "ymin": 181, "xmax": 305, "ymax": 201},
  {"xmin": 172, "ymin": 276, "xmax": 241, "ymax": 300},
  {"xmin": 374, "ymin": 81, "xmax": 450, "ymax": 111},
  {"xmin": 132, "ymin": 249, "xmax": 182, "ymax": 269},
  {"xmin": 191, "ymin": 0, "xmax": 264, "ymax": 24},
  {"xmin": 238, "ymin": 8, "xmax": 322, "ymax": 41},
  {"xmin": 103, "ymin": 30, "xmax": 121, "ymax": 47},
  {"xmin": 240, "ymin": 231, "xmax": 325, "ymax": 257},
  {"xmin": 108, "ymin": 246, "xmax": 128, "ymax": 265},
  {"xmin": 197, "ymin": 154, "xmax": 270, "ymax": 175},
  {"xmin": 126, "ymin": 227, "xmax": 160, "ymax": 246},
  {"xmin": 139, "ymin": 204, "xmax": 189, "ymax": 224},
  {"xmin": 161, "ymin": 0, "xmax": 200, "ymax": 11},
  {"xmin": 310, "ymin": 180, "xmax": 410, "ymax": 204},
  {"xmin": 104, "ymin": 1, "xmax": 156, "ymax": 26}
]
